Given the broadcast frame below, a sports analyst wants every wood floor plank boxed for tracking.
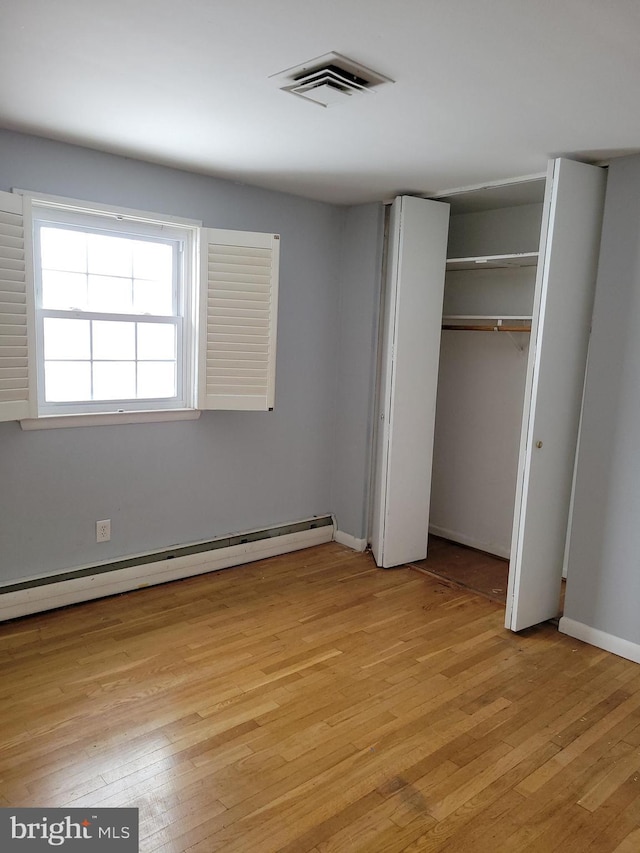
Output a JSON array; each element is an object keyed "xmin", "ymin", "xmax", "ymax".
[
  {"xmin": 560, "ymin": 773, "xmax": 640, "ymax": 852},
  {"xmin": 2, "ymin": 542, "xmax": 640, "ymax": 852},
  {"xmin": 577, "ymin": 744, "xmax": 640, "ymax": 812},
  {"xmin": 516, "ymin": 690, "xmax": 640, "ymax": 797},
  {"xmin": 612, "ymin": 825, "xmax": 640, "ymax": 853}
]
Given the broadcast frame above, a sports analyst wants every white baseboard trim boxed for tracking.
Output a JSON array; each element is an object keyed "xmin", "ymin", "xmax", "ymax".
[
  {"xmin": 0, "ymin": 525, "xmax": 334, "ymax": 623},
  {"xmin": 559, "ymin": 617, "xmax": 640, "ymax": 665},
  {"xmin": 428, "ymin": 524, "xmax": 510, "ymax": 560},
  {"xmin": 334, "ymin": 530, "xmax": 367, "ymax": 552}
]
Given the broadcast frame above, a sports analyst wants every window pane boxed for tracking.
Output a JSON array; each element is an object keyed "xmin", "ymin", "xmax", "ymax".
[
  {"xmin": 44, "ymin": 361, "xmax": 91, "ymax": 401},
  {"xmin": 34, "ymin": 209, "xmax": 189, "ymax": 415},
  {"xmin": 41, "ymin": 270, "xmax": 88, "ymax": 310},
  {"xmin": 137, "ymin": 323, "xmax": 175, "ymax": 360},
  {"xmin": 93, "ymin": 362, "xmax": 136, "ymax": 400},
  {"xmin": 88, "ymin": 274, "xmax": 133, "ymax": 313},
  {"xmin": 137, "ymin": 362, "xmax": 176, "ymax": 398},
  {"xmin": 92, "ymin": 320, "xmax": 135, "ymax": 360},
  {"xmin": 40, "ymin": 227, "xmax": 87, "ymax": 273},
  {"xmin": 133, "ymin": 240, "xmax": 172, "ymax": 281},
  {"xmin": 133, "ymin": 279, "xmax": 174, "ymax": 315},
  {"xmin": 43, "ymin": 318, "xmax": 90, "ymax": 360},
  {"xmin": 87, "ymin": 233, "xmax": 133, "ymax": 278}
]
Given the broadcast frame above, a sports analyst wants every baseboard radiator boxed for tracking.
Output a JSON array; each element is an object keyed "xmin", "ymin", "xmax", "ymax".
[{"xmin": 0, "ymin": 516, "xmax": 334, "ymax": 622}]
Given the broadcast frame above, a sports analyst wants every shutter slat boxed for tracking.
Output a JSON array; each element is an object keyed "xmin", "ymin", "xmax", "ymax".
[
  {"xmin": 209, "ymin": 258, "xmax": 271, "ymax": 272},
  {"xmin": 0, "ymin": 316, "xmax": 27, "ymax": 329},
  {"xmin": 210, "ymin": 311, "xmax": 270, "ymax": 322},
  {"xmin": 0, "ymin": 290, "xmax": 27, "ymax": 304},
  {"xmin": 0, "ymin": 366, "xmax": 28, "ymax": 378},
  {"xmin": 0, "ymin": 356, "xmax": 27, "ymax": 368},
  {"xmin": 206, "ymin": 376, "xmax": 268, "ymax": 388},
  {"xmin": 207, "ymin": 367, "xmax": 268, "ymax": 377},
  {"xmin": 207, "ymin": 299, "xmax": 270, "ymax": 318},
  {"xmin": 0, "ymin": 279, "xmax": 28, "ymax": 294},
  {"xmin": 210, "ymin": 321, "xmax": 268, "ymax": 332},
  {"xmin": 0, "ymin": 342, "xmax": 29, "ymax": 353},
  {"xmin": 207, "ymin": 342, "xmax": 268, "ymax": 353},
  {"xmin": 0, "ymin": 389, "xmax": 28, "ymax": 402},
  {"xmin": 208, "ymin": 279, "xmax": 270, "ymax": 292},
  {"xmin": 0, "ymin": 370, "xmax": 29, "ymax": 391},
  {"xmin": 207, "ymin": 350, "xmax": 268, "ymax": 362},
  {"xmin": 209, "ymin": 331, "xmax": 268, "ymax": 342},
  {"xmin": 209, "ymin": 245, "xmax": 271, "ymax": 259},
  {"xmin": 0, "ymin": 270, "xmax": 26, "ymax": 284},
  {"xmin": 207, "ymin": 359, "xmax": 268, "ymax": 370},
  {"xmin": 214, "ymin": 307, "xmax": 269, "ymax": 319},
  {"xmin": 0, "ymin": 257, "xmax": 25, "ymax": 272},
  {"xmin": 0, "ymin": 302, "xmax": 26, "ymax": 316},
  {"xmin": 0, "ymin": 236, "xmax": 24, "ymax": 256},
  {"xmin": 209, "ymin": 295, "xmax": 270, "ymax": 305},
  {"xmin": 205, "ymin": 384, "xmax": 266, "ymax": 396},
  {"xmin": 0, "ymin": 221, "xmax": 23, "ymax": 239},
  {"xmin": 208, "ymin": 271, "xmax": 270, "ymax": 286},
  {"xmin": 208, "ymin": 279, "xmax": 270, "ymax": 290}
]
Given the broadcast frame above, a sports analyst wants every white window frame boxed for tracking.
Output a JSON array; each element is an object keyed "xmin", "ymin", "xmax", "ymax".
[
  {"xmin": 32, "ymin": 203, "xmax": 198, "ymax": 416},
  {"xmin": 0, "ymin": 189, "xmax": 280, "ymax": 428}
]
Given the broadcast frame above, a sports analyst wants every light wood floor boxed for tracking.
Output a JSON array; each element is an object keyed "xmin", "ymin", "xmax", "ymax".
[{"xmin": 1, "ymin": 543, "xmax": 640, "ymax": 852}]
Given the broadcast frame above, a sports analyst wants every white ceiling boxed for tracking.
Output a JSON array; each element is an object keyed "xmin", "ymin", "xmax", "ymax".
[{"xmin": 1, "ymin": 0, "xmax": 639, "ymax": 205}]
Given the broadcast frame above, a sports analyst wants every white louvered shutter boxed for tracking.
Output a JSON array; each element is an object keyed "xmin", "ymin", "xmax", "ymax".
[
  {"xmin": 198, "ymin": 228, "xmax": 279, "ymax": 411},
  {"xmin": 0, "ymin": 191, "xmax": 31, "ymax": 421}
]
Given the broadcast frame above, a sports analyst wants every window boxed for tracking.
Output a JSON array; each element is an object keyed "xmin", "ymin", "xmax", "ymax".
[
  {"xmin": 34, "ymin": 205, "xmax": 193, "ymax": 415},
  {"xmin": 0, "ymin": 190, "xmax": 280, "ymax": 426}
]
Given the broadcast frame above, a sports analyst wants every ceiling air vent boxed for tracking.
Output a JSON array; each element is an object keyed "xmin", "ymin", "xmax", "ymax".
[{"xmin": 271, "ymin": 52, "xmax": 394, "ymax": 108}]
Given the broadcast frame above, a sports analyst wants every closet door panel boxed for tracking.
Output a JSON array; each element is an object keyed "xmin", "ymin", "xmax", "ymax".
[
  {"xmin": 506, "ymin": 159, "xmax": 607, "ymax": 631},
  {"xmin": 371, "ymin": 196, "xmax": 449, "ymax": 568}
]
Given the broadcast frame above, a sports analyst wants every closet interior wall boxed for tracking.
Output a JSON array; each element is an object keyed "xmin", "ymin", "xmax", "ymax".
[{"xmin": 429, "ymin": 190, "xmax": 545, "ymax": 558}]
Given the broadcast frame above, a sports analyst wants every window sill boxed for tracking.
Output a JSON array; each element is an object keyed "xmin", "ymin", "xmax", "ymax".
[{"xmin": 20, "ymin": 409, "xmax": 201, "ymax": 430}]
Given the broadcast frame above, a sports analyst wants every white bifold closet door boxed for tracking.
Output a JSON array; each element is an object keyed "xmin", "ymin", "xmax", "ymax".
[
  {"xmin": 505, "ymin": 159, "xmax": 607, "ymax": 631},
  {"xmin": 370, "ymin": 196, "xmax": 449, "ymax": 568}
]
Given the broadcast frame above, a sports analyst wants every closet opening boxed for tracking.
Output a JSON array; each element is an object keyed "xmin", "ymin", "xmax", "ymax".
[
  {"xmin": 414, "ymin": 178, "xmax": 562, "ymax": 619},
  {"xmin": 370, "ymin": 160, "xmax": 606, "ymax": 632}
]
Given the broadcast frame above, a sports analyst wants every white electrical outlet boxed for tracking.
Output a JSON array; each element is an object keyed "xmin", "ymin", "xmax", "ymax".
[{"xmin": 96, "ymin": 519, "xmax": 111, "ymax": 543}]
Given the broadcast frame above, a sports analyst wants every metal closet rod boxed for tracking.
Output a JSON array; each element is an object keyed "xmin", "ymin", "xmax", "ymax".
[{"xmin": 441, "ymin": 323, "xmax": 532, "ymax": 332}]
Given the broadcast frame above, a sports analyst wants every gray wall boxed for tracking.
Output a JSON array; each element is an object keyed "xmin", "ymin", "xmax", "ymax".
[
  {"xmin": 331, "ymin": 203, "xmax": 384, "ymax": 541},
  {"xmin": 430, "ymin": 331, "xmax": 527, "ymax": 557},
  {"xmin": 446, "ymin": 203, "xmax": 544, "ymax": 258},
  {"xmin": 0, "ymin": 130, "xmax": 380, "ymax": 584},
  {"xmin": 564, "ymin": 154, "xmax": 640, "ymax": 645}
]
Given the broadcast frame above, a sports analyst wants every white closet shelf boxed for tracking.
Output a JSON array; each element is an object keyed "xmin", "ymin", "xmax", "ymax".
[
  {"xmin": 446, "ymin": 252, "xmax": 539, "ymax": 271},
  {"xmin": 442, "ymin": 315, "xmax": 532, "ymax": 332}
]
